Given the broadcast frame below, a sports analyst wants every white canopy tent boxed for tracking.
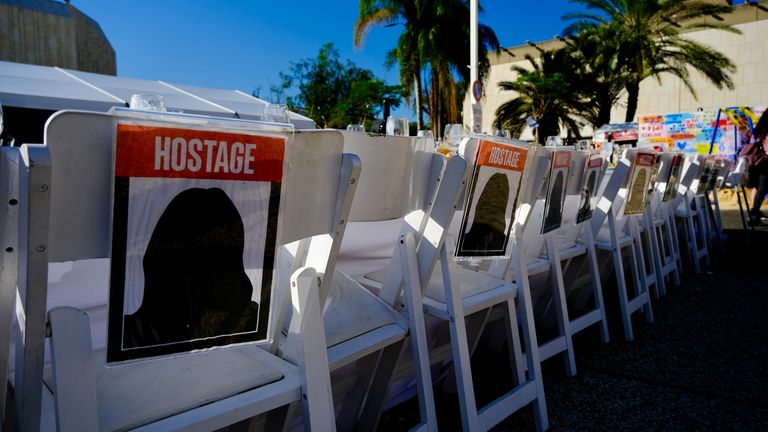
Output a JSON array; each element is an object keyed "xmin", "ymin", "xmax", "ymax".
[{"xmin": 0, "ymin": 59, "xmax": 315, "ymax": 129}]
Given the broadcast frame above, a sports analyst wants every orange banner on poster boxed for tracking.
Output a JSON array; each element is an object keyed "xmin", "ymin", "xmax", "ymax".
[
  {"xmin": 476, "ymin": 140, "xmax": 528, "ymax": 172},
  {"xmin": 115, "ymin": 124, "xmax": 285, "ymax": 182},
  {"xmin": 551, "ymin": 150, "xmax": 572, "ymax": 169},
  {"xmin": 635, "ymin": 152, "xmax": 656, "ymax": 167}
]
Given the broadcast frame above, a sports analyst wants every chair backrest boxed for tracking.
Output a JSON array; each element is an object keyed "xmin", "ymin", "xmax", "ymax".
[
  {"xmin": 675, "ymin": 154, "xmax": 702, "ymax": 209},
  {"xmin": 0, "ymin": 147, "xmax": 21, "ymax": 423},
  {"xmin": 454, "ymin": 138, "xmax": 537, "ymax": 259},
  {"xmin": 558, "ymin": 151, "xmax": 606, "ymax": 245},
  {"xmin": 691, "ymin": 154, "xmax": 717, "ymax": 195},
  {"xmin": 335, "ymin": 131, "xmax": 448, "ymax": 308},
  {"xmin": 589, "ymin": 153, "xmax": 632, "ymax": 236},
  {"xmin": 15, "ymin": 109, "xmax": 358, "ymax": 422}
]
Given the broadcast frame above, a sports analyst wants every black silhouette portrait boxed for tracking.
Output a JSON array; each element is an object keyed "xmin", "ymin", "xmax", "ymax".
[
  {"xmin": 123, "ymin": 187, "xmax": 258, "ymax": 349},
  {"xmin": 625, "ymin": 169, "xmax": 648, "ymax": 214},
  {"xmin": 461, "ymin": 173, "xmax": 510, "ymax": 254},
  {"xmin": 663, "ymin": 157, "xmax": 682, "ymax": 202},
  {"xmin": 543, "ymin": 171, "xmax": 564, "ymax": 233},
  {"xmin": 577, "ymin": 171, "xmax": 597, "ymax": 223}
]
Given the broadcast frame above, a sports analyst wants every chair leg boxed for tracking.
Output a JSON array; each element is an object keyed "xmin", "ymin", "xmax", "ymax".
[
  {"xmin": 546, "ymin": 236, "xmax": 576, "ymax": 377},
  {"xmin": 584, "ymin": 225, "xmax": 610, "ymax": 344}
]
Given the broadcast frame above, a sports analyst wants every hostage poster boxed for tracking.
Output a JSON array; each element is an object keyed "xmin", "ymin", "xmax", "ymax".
[
  {"xmin": 455, "ymin": 140, "xmax": 528, "ymax": 258},
  {"xmin": 107, "ymin": 122, "xmax": 285, "ymax": 363},
  {"xmin": 542, "ymin": 150, "xmax": 572, "ymax": 234},
  {"xmin": 624, "ymin": 152, "xmax": 657, "ymax": 215},
  {"xmin": 576, "ymin": 153, "xmax": 604, "ymax": 224}
]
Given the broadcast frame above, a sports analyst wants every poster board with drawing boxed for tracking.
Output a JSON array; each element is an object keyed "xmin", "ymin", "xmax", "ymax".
[
  {"xmin": 624, "ymin": 151, "xmax": 657, "ymax": 215},
  {"xmin": 107, "ymin": 115, "xmax": 286, "ymax": 363},
  {"xmin": 455, "ymin": 139, "xmax": 530, "ymax": 258},
  {"xmin": 541, "ymin": 149, "xmax": 573, "ymax": 234},
  {"xmin": 576, "ymin": 152, "xmax": 605, "ymax": 224}
]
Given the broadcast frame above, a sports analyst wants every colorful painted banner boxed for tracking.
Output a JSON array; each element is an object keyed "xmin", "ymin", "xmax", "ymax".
[{"xmin": 637, "ymin": 110, "xmax": 736, "ymax": 156}]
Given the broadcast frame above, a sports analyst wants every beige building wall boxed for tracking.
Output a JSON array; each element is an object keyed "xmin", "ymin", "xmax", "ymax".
[{"xmin": 465, "ymin": 3, "xmax": 768, "ymax": 138}]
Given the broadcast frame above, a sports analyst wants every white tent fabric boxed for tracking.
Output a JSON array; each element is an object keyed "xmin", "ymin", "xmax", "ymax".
[{"xmin": 0, "ymin": 60, "xmax": 316, "ymax": 129}]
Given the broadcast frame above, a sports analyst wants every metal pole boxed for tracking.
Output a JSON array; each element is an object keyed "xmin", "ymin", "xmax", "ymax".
[{"xmin": 470, "ymin": 0, "xmax": 478, "ymax": 85}]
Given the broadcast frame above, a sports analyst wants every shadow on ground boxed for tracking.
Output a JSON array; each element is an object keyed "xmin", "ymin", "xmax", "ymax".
[{"xmin": 379, "ymin": 227, "xmax": 768, "ymax": 431}]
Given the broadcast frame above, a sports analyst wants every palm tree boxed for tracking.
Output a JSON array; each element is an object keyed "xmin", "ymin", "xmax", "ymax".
[
  {"xmin": 494, "ymin": 48, "xmax": 584, "ymax": 144},
  {"xmin": 355, "ymin": 0, "xmax": 425, "ymax": 129},
  {"xmin": 354, "ymin": 0, "xmax": 502, "ymax": 136},
  {"xmin": 557, "ymin": 25, "xmax": 626, "ymax": 129},
  {"xmin": 564, "ymin": 0, "xmax": 739, "ymax": 122}
]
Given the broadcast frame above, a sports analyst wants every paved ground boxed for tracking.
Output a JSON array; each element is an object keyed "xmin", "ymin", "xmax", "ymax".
[{"xmin": 380, "ymin": 221, "xmax": 768, "ymax": 431}]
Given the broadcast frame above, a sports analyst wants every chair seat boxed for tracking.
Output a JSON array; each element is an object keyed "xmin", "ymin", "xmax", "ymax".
[
  {"xmin": 423, "ymin": 262, "xmax": 514, "ymax": 305},
  {"xmin": 558, "ymin": 243, "xmax": 587, "ymax": 261},
  {"xmin": 594, "ymin": 229, "xmax": 634, "ymax": 249},
  {"xmin": 45, "ymin": 345, "xmax": 294, "ymax": 431},
  {"xmin": 324, "ymin": 269, "xmax": 403, "ymax": 349}
]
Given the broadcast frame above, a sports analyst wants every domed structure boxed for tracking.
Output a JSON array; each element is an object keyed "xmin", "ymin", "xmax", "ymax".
[{"xmin": 0, "ymin": 0, "xmax": 115, "ymax": 75}]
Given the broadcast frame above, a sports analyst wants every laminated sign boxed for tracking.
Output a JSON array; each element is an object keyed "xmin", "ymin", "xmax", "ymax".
[
  {"xmin": 542, "ymin": 150, "xmax": 572, "ymax": 234},
  {"xmin": 455, "ymin": 140, "xmax": 528, "ymax": 258},
  {"xmin": 662, "ymin": 153, "xmax": 684, "ymax": 202},
  {"xmin": 624, "ymin": 152, "xmax": 657, "ymax": 215},
  {"xmin": 107, "ymin": 122, "xmax": 285, "ymax": 363},
  {"xmin": 576, "ymin": 153, "xmax": 604, "ymax": 223}
]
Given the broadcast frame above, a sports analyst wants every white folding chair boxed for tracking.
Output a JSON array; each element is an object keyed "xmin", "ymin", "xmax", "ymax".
[
  {"xmin": 351, "ymin": 137, "xmax": 548, "ymax": 431},
  {"xmin": 591, "ymin": 150, "xmax": 655, "ymax": 342},
  {"xmin": 724, "ymin": 157, "xmax": 751, "ymax": 231},
  {"xmin": 279, "ymin": 131, "xmax": 443, "ymax": 431},
  {"xmin": 0, "ymin": 147, "xmax": 21, "ymax": 428},
  {"xmin": 674, "ymin": 155, "xmax": 708, "ymax": 272},
  {"xmin": 542, "ymin": 151, "xmax": 611, "ymax": 371},
  {"xmin": 497, "ymin": 147, "xmax": 581, "ymax": 376},
  {"xmin": 643, "ymin": 152, "xmax": 683, "ymax": 293},
  {"xmin": 333, "ymin": 135, "xmax": 467, "ymax": 431},
  {"xmin": 12, "ymin": 109, "xmax": 359, "ymax": 431}
]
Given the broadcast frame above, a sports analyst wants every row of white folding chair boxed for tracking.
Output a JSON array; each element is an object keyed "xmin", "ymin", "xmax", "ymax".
[
  {"xmin": 479, "ymin": 148, "xmax": 609, "ymax": 378},
  {"xmin": 8, "ymin": 109, "xmax": 364, "ymax": 431}
]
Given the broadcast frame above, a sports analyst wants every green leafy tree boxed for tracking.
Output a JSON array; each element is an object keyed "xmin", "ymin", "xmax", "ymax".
[
  {"xmin": 557, "ymin": 25, "xmax": 626, "ymax": 129},
  {"xmin": 564, "ymin": 0, "xmax": 739, "ymax": 122},
  {"xmin": 494, "ymin": 48, "xmax": 584, "ymax": 144},
  {"xmin": 278, "ymin": 42, "xmax": 402, "ymax": 128}
]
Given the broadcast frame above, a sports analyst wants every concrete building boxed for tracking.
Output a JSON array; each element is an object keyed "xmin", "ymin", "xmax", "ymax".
[
  {"xmin": 464, "ymin": 0, "xmax": 768, "ymax": 139},
  {"xmin": 0, "ymin": 0, "xmax": 116, "ymax": 75}
]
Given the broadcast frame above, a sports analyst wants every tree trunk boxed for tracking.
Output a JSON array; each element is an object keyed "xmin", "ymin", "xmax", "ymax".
[
  {"xmin": 596, "ymin": 88, "xmax": 612, "ymax": 128},
  {"xmin": 625, "ymin": 81, "xmax": 640, "ymax": 123},
  {"xmin": 430, "ymin": 69, "xmax": 441, "ymax": 138},
  {"xmin": 414, "ymin": 72, "xmax": 423, "ymax": 131}
]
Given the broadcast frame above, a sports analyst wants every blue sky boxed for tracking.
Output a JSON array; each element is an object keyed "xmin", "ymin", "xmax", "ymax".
[{"xmin": 71, "ymin": 0, "xmax": 586, "ymax": 117}]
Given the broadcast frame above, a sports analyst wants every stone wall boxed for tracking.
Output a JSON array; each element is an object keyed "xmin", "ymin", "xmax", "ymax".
[{"xmin": 0, "ymin": 0, "xmax": 115, "ymax": 75}]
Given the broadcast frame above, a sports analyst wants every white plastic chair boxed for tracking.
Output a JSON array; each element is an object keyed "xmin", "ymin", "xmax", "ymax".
[
  {"xmin": 335, "ymin": 134, "xmax": 467, "ymax": 431},
  {"xmin": 12, "ymin": 109, "xmax": 358, "ymax": 431},
  {"xmin": 542, "ymin": 150, "xmax": 611, "ymax": 373},
  {"xmin": 0, "ymin": 147, "xmax": 21, "ymax": 427},
  {"xmin": 642, "ymin": 152, "xmax": 683, "ymax": 293},
  {"xmin": 675, "ymin": 155, "xmax": 708, "ymax": 272},
  {"xmin": 281, "ymin": 131, "xmax": 445, "ymax": 431},
  {"xmin": 591, "ymin": 150, "xmax": 655, "ymax": 342}
]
